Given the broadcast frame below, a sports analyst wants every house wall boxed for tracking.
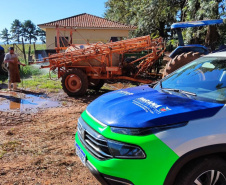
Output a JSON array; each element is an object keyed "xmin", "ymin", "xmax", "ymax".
[{"xmin": 45, "ymin": 28, "xmax": 130, "ymax": 49}]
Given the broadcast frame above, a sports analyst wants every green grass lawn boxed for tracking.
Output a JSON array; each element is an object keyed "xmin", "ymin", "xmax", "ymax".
[
  {"xmin": 1, "ymin": 44, "xmax": 46, "ymax": 55},
  {"xmin": 18, "ymin": 74, "xmax": 62, "ymax": 92},
  {"xmin": 1, "ymin": 44, "xmax": 65, "ymax": 93},
  {"xmin": 1, "ymin": 44, "xmax": 46, "ymax": 65},
  {"xmin": 0, "ymin": 65, "xmax": 62, "ymax": 93}
]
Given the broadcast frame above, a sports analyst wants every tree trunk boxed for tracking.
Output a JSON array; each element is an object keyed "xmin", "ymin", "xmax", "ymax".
[
  {"xmin": 205, "ymin": 25, "xmax": 219, "ymax": 51},
  {"xmin": 159, "ymin": 21, "xmax": 166, "ymax": 38},
  {"xmin": 17, "ymin": 34, "xmax": 20, "ymax": 43},
  {"xmin": 29, "ymin": 34, "xmax": 32, "ymax": 44},
  {"xmin": 180, "ymin": 0, "xmax": 187, "ymax": 22}
]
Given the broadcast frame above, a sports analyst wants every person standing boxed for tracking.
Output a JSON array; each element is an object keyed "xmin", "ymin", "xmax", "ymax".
[{"xmin": 4, "ymin": 47, "xmax": 26, "ymax": 90}]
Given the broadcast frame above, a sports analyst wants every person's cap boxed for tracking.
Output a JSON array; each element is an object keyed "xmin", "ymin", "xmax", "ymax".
[{"xmin": 9, "ymin": 47, "xmax": 14, "ymax": 50}]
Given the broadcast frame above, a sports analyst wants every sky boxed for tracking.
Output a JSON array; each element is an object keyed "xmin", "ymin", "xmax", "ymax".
[{"xmin": 0, "ymin": 0, "xmax": 107, "ymax": 43}]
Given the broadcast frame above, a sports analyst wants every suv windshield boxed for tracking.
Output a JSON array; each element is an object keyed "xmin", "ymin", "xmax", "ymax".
[{"xmin": 155, "ymin": 57, "xmax": 226, "ymax": 104}]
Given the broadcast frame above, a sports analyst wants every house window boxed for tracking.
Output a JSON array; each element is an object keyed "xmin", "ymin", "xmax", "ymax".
[{"xmin": 55, "ymin": 37, "xmax": 69, "ymax": 47}]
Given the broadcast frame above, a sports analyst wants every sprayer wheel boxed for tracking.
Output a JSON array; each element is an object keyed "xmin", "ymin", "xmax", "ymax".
[
  {"xmin": 88, "ymin": 79, "xmax": 105, "ymax": 91},
  {"xmin": 163, "ymin": 52, "xmax": 202, "ymax": 78},
  {"xmin": 61, "ymin": 68, "xmax": 88, "ymax": 96}
]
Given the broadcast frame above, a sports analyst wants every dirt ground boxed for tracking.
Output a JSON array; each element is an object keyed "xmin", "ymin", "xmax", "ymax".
[{"xmin": 0, "ymin": 86, "xmax": 123, "ymax": 185}]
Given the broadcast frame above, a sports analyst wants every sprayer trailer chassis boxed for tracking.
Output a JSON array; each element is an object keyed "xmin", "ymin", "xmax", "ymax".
[{"xmin": 38, "ymin": 35, "xmax": 165, "ymax": 96}]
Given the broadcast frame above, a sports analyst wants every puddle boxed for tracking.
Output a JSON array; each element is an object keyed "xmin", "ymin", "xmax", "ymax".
[{"xmin": 0, "ymin": 91, "xmax": 61, "ymax": 113}]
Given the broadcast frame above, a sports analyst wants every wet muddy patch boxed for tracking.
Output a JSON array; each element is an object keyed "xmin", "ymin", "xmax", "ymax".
[{"xmin": 0, "ymin": 90, "xmax": 61, "ymax": 113}]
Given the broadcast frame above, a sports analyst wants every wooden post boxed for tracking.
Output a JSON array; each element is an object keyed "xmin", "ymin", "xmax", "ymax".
[
  {"xmin": 56, "ymin": 25, "xmax": 60, "ymax": 53},
  {"xmin": 70, "ymin": 28, "xmax": 73, "ymax": 45},
  {"xmin": 22, "ymin": 38, "xmax": 27, "ymax": 64},
  {"xmin": 33, "ymin": 42, "xmax": 36, "ymax": 51},
  {"xmin": 28, "ymin": 45, "xmax": 31, "ymax": 62}
]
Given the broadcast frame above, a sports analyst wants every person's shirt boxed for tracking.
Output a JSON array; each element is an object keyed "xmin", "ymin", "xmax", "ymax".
[{"xmin": 4, "ymin": 53, "xmax": 18, "ymax": 67}]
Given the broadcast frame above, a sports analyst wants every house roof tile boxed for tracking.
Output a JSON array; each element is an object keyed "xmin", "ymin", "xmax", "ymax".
[{"xmin": 38, "ymin": 13, "xmax": 137, "ymax": 30}]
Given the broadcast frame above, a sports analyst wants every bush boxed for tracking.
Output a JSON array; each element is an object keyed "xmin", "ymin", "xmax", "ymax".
[{"xmin": 20, "ymin": 65, "xmax": 42, "ymax": 78}]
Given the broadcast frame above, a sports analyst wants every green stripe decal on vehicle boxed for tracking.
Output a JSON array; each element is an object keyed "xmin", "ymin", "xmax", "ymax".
[{"xmin": 77, "ymin": 111, "xmax": 179, "ymax": 185}]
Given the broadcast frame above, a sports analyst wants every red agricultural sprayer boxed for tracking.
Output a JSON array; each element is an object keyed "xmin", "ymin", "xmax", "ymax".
[{"xmin": 35, "ymin": 34, "xmax": 165, "ymax": 96}]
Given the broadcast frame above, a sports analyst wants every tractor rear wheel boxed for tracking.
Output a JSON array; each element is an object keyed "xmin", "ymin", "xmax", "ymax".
[
  {"xmin": 61, "ymin": 68, "xmax": 88, "ymax": 96},
  {"xmin": 163, "ymin": 52, "xmax": 202, "ymax": 77}
]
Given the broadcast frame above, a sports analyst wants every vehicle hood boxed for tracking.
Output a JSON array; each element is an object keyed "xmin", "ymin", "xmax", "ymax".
[{"xmin": 86, "ymin": 85, "xmax": 224, "ymax": 128}]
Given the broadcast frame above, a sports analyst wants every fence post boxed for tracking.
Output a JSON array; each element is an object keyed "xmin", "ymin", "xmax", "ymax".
[
  {"xmin": 28, "ymin": 45, "xmax": 31, "ymax": 63},
  {"xmin": 33, "ymin": 42, "xmax": 36, "ymax": 51},
  {"xmin": 22, "ymin": 38, "xmax": 27, "ymax": 64}
]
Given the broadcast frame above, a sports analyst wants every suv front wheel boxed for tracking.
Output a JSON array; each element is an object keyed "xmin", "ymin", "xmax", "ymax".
[{"xmin": 175, "ymin": 157, "xmax": 226, "ymax": 185}]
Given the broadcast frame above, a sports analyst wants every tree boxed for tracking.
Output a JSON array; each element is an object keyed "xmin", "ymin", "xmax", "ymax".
[
  {"xmin": 36, "ymin": 27, "xmax": 46, "ymax": 44},
  {"xmin": 105, "ymin": 0, "xmax": 179, "ymax": 38},
  {"xmin": 22, "ymin": 20, "xmax": 38, "ymax": 44},
  {"xmin": 10, "ymin": 19, "xmax": 22, "ymax": 43},
  {"xmin": 105, "ymin": 0, "xmax": 226, "ymax": 51},
  {"xmin": 182, "ymin": 0, "xmax": 226, "ymax": 49},
  {"xmin": 184, "ymin": 0, "xmax": 224, "ymax": 20},
  {"xmin": 219, "ymin": 0, "xmax": 226, "ymax": 18},
  {"xmin": 0, "ymin": 28, "xmax": 11, "ymax": 44},
  {"xmin": 167, "ymin": 0, "xmax": 187, "ymax": 22},
  {"xmin": 139, "ymin": 0, "xmax": 179, "ymax": 38}
]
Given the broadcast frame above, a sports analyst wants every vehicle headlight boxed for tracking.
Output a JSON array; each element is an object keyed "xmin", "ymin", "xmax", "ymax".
[
  {"xmin": 107, "ymin": 140, "xmax": 146, "ymax": 159},
  {"xmin": 111, "ymin": 122, "xmax": 187, "ymax": 136}
]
